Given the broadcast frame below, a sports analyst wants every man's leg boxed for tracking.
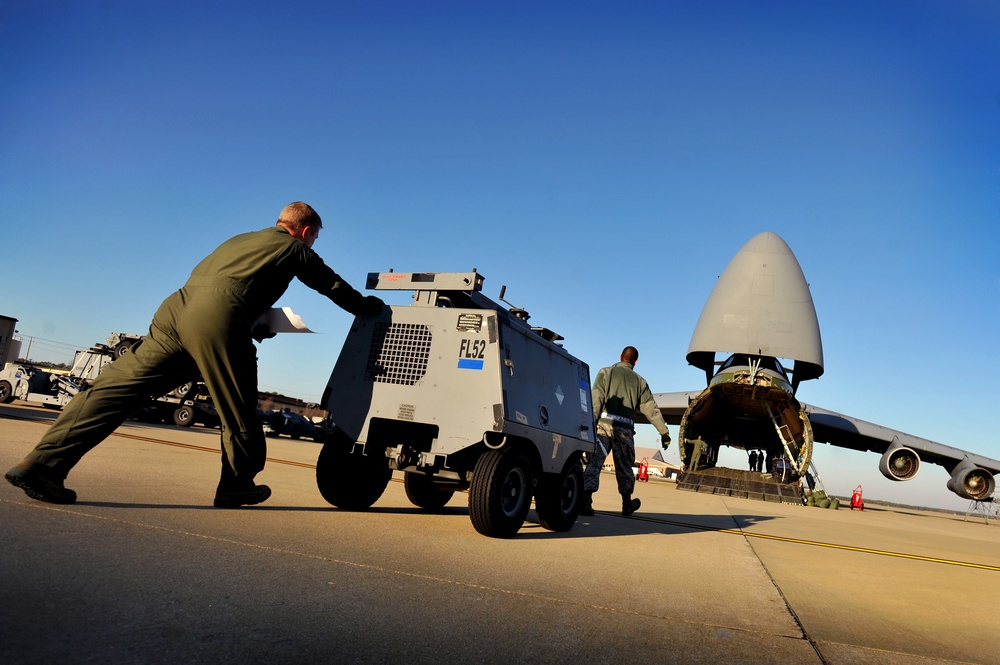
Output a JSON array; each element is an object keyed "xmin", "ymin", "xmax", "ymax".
[
  {"xmin": 182, "ymin": 315, "xmax": 270, "ymax": 507},
  {"xmin": 8, "ymin": 321, "xmax": 194, "ymax": 502},
  {"xmin": 610, "ymin": 428, "xmax": 640, "ymax": 516},
  {"xmin": 581, "ymin": 424, "xmax": 612, "ymax": 515}
]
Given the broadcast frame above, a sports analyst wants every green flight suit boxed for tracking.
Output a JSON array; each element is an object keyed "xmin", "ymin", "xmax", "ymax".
[
  {"xmin": 26, "ymin": 226, "xmax": 380, "ymax": 492},
  {"xmin": 585, "ymin": 361, "xmax": 670, "ymax": 495}
]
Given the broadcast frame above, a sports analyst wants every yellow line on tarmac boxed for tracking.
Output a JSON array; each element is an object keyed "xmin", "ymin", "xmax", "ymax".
[{"xmin": 626, "ymin": 512, "xmax": 1000, "ymax": 572}]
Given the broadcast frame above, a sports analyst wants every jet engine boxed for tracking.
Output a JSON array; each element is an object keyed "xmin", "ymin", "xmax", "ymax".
[
  {"xmin": 946, "ymin": 458, "xmax": 996, "ymax": 501},
  {"xmin": 878, "ymin": 441, "xmax": 920, "ymax": 481}
]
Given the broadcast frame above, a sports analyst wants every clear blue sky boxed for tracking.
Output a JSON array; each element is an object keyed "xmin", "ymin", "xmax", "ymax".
[{"xmin": 2, "ymin": 1, "xmax": 998, "ymax": 510}]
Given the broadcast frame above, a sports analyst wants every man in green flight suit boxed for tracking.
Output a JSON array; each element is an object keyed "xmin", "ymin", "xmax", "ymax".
[
  {"xmin": 5, "ymin": 202, "xmax": 383, "ymax": 508},
  {"xmin": 580, "ymin": 346, "xmax": 671, "ymax": 517}
]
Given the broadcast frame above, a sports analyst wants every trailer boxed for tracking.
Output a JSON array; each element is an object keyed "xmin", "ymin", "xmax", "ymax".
[{"xmin": 319, "ymin": 271, "xmax": 596, "ymax": 538}]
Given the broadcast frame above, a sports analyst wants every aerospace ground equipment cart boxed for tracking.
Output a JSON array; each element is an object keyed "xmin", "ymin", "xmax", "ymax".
[{"xmin": 318, "ymin": 270, "xmax": 596, "ymax": 538}]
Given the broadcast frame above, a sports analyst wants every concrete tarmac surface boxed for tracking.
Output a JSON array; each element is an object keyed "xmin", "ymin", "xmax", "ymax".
[{"xmin": 2, "ymin": 402, "xmax": 1000, "ymax": 665}]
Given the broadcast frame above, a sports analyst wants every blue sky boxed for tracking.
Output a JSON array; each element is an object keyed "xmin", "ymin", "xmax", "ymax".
[{"xmin": 2, "ymin": 1, "xmax": 998, "ymax": 510}]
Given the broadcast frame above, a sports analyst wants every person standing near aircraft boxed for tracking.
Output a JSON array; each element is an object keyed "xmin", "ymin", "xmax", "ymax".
[
  {"xmin": 685, "ymin": 436, "xmax": 707, "ymax": 473},
  {"xmin": 580, "ymin": 346, "xmax": 671, "ymax": 517},
  {"xmin": 6, "ymin": 202, "xmax": 384, "ymax": 508}
]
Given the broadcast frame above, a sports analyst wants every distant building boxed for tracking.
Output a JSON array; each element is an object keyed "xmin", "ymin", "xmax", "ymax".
[{"xmin": 0, "ymin": 315, "xmax": 17, "ymax": 368}]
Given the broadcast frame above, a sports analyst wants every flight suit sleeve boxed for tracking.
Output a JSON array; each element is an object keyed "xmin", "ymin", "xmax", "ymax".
[
  {"xmin": 295, "ymin": 246, "xmax": 384, "ymax": 316},
  {"xmin": 637, "ymin": 378, "xmax": 670, "ymax": 437},
  {"xmin": 591, "ymin": 367, "xmax": 608, "ymax": 418}
]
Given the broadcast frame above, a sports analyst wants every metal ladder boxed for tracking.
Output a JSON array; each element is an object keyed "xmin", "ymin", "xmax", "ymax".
[{"xmin": 765, "ymin": 402, "xmax": 798, "ymax": 469}]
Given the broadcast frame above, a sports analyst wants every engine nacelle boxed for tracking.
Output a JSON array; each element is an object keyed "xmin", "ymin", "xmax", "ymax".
[
  {"xmin": 878, "ymin": 443, "xmax": 920, "ymax": 481},
  {"xmin": 946, "ymin": 459, "xmax": 996, "ymax": 501}
]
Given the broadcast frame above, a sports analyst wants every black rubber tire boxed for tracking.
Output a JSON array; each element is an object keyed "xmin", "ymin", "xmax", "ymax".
[
  {"xmin": 316, "ymin": 441, "xmax": 391, "ymax": 510},
  {"xmin": 404, "ymin": 473, "xmax": 455, "ymax": 511},
  {"xmin": 172, "ymin": 382, "xmax": 193, "ymax": 399},
  {"xmin": 468, "ymin": 447, "xmax": 533, "ymax": 538},
  {"xmin": 113, "ymin": 340, "xmax": 136, "ymax": 359},
  {"xmin": 535, "ymin": 458, "xmax": 583, "ymax": 532},
  {"xmin": 0, "ymin": 380, "xmax": 13, "ymax": 404},
  {"xmin": 173, "ymin": 405, "xmax": 195, "ymax": 427}
]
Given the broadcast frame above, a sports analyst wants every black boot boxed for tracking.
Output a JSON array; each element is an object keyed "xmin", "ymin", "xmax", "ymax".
[
  {"xmin": 5, "ymin": 461, "xmax": 77, "ymax": 504},
  {"xmin": 621, "ymin": 494, "xmax": 640, "ymax": 516},
  {"xmin": 579, "ymin": 490, "xmax": 595, "ymax": 516}
]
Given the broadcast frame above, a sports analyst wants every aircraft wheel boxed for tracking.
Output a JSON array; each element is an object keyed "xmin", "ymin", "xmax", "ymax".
[
  {"xmin": 0, "ymin": 380, "xmax": 13, "ymax": 404},
  {"xmin": 535, "ymin": 458, "xmax": 583, "ymax": 532},
  {"xmin": 404, "ymin": 473, "xmax": 455, "ymax": 511},
  {"xmin": 173, "ymin": 405, "xmax": 195, "ymax": 427},
  {"xmin": 469, "ymin": 447, "xmax": 533, "ymax": 538},
  {"xmin": 316, "ymin": 441, "xmax": 391, "ymax": 510}
]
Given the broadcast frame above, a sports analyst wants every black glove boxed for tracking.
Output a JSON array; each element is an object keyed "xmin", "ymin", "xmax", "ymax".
[
  {"xmin": 251, "ymin": 321, "xmax": 276, "ymax": 342},
  {"xmin": 361, "ymin": 295, "xmax": 385, "ymax": 316},
  {"xmin": 660, "ymin": 432, "xmax": 671, "ymax": 449}
]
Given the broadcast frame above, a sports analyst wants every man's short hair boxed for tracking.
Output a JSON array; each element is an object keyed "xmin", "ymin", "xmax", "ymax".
[
  {"xmin": 621, "ymin": 346, "xmax": 639, "ymax": 363},
  {"xmin": 278, "ymin": 202, "xmax": 322, "ymax": 232}
]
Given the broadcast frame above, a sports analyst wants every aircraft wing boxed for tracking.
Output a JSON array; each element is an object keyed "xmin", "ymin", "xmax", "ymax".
[
  {"xmin": 800, "ymin": 402, "xmax": 1000, "ymax": 474},
  {"xmin": 644, "ymin": 391, "xmax": 704, "ymax": 426}
]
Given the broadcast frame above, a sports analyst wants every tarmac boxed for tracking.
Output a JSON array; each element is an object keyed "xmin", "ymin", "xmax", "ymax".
[{"xmin": 2, "ymin": 401, "xmax": 1000, "ymax": 665}]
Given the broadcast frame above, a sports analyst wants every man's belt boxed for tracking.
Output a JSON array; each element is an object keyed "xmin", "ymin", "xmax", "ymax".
[{"xmin": 600, "ymin": 412, "xmax": 634, "ymax": 427}]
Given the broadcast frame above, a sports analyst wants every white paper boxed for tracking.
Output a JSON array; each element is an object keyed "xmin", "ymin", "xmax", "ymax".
[{"xmin": 258, "ymin": 306, "xmax": 314, "ymax": 334}]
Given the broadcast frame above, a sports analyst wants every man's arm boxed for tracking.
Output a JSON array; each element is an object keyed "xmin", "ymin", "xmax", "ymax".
[
  {"xmin": 591, "ymin": 367, "xmax": 608, "ymax": 418},
  {"xmin": 637, "ymin": 378, "xmax": 671, "ymax": 444},
  {"xmin": 296, "ymin": 249, "xmax": 384, "ymax": 315}
]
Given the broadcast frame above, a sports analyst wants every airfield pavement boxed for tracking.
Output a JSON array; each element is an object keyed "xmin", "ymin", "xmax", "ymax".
[{"xmin": 2, "ymin": 401, "xmax": 1000, "ymax": 665}]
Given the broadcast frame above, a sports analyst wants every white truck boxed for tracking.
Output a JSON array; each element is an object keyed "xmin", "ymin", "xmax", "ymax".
[
  {"xmin": 0, "ymin": 345, "xmax": 112, "ymax": 408},
  {"xmin": 0, "ymin": 332, "xmax": 218, "ymax": 427},
  {"xmin": 318, "ymin": 271, "xmax": 596, "ymax": 538}
]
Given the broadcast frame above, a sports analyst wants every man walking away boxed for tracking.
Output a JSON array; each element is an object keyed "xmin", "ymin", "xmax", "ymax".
[{"xmin": 581, "ymin": 346, "xmax": 670, "ymax": 517}]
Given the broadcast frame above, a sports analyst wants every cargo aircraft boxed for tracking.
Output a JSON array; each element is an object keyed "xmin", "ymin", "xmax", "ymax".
[{"xmin": 650, "ymin": 231, "xmax": 999, "ymax": 502}]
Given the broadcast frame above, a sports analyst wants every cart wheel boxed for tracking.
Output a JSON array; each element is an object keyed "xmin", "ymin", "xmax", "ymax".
[
  {"xmin": 404, "ymin": 473, "xmax": 455, "ymax": 511},
  {"xmin": 173, "ymin": 405, "xmax": 195, "ymax": 427},
  {"xmin": 0, "ymin": 380, "xmax": 13, "ymax": 404},
  {"xmin": 316, "ymin": 441, "xmax": 391, "ymax": 510},
  {"xmin": 113, "ymin": 340, "xmax": 136, "ymax": 359},
  {"xmin": 535, "ymin": 458, "xmax": 583, "ymax": 532},
  {"xmin": 469, "ymin": 447, "xmax": 533, "ymax": 538}
]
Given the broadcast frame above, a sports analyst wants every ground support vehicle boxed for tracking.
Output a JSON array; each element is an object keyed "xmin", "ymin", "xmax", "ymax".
[
  {"xmin": 318, "ymin": 271, "xmax": 596, "ymax": 538},
  {"xmin": 0, "ymin": 346, "xmax": 112, "ymax": 407},
  {"xmin": 134, "ymin": 381, "xmax": 219, "ymax": 428},
  {"xmin": 0, "ymin": 332, "xmax": 218, "ymax": 428}
]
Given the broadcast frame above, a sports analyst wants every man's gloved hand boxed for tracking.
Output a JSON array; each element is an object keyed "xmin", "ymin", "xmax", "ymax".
[
  {"xmin": 660, "ymin": 432, "xmax": 672, "ymax": 449},
  {"xmin": 361, "ymin": 295, "xmax": 385, "ymax": 316},
  {"xmin": 251, "ymin": 321, "xmax": 276, "ymax": 342}
]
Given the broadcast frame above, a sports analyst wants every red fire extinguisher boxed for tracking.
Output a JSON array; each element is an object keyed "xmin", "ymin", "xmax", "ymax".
[
  {"xmin": 638, "ymin": 457, "xmax": 649, "ymax": 483},
  {"xmin": 850, "ymin": 485, "xmax": 864, "ymax": 511}
]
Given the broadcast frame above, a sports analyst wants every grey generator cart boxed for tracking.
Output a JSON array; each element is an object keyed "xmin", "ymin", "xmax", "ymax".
[{"xmin": 318, "ymin": 270, "xmax": 596, "ymax": 538}]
